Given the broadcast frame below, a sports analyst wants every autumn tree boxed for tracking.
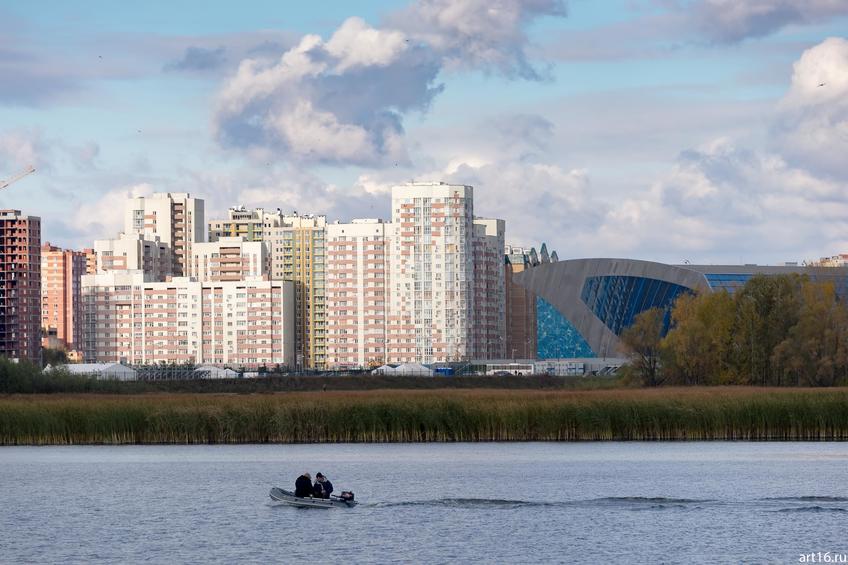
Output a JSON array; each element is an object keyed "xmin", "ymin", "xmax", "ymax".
[{"xmin": 621, "ymin": 307, "xmax": 667, "ymax": 387}]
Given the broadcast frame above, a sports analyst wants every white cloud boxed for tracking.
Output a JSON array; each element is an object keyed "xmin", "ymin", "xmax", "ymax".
[
  {"xmin": 213, "ymin": 17, "xmax": 442, "ymax": 167},
  {"xmin": 390, "ymin": 0, "xmax": 566, "ymax": 78},
  {"xmin": 73, "ymin": 183, "xmax": 154, "ymax": 242},
  {"xmin": 773, "ymin": 37, "xmax": 848, "ymax": 177},
  {"xmin": 0, "ymin": 129, "xmax": 48, "ymax": 171},
  {"xmin": 214, "ymin": 1, "xmax": 565, "ymax": 167},
  {"xmin": 692, "ymin": 0, "xmax": 848, "ymax": 43}
]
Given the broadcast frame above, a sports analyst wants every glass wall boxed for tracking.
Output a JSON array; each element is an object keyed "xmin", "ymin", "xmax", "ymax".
[
  {"xmin": 580, "ymin": 275, "xmax": 691, "ymax": 336},
  {"xmin": 536, "ymin": 297, "xmax": 594, "ymax": 359}
]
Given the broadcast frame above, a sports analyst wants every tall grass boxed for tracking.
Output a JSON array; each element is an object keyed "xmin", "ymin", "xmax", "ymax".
[{"xmin": 2, "ymin": 388, "xmax": 848, "ymax": 444}]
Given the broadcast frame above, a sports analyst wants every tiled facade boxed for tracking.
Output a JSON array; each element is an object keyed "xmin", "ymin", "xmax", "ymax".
[
  {"xmin": 266, "ymin": 215, "xmax": 326, "ymax": 369},
  {"xmin": 472, "ymin": 218, "xmax": 506, "ymax": 360},
  {"xmin": 124, "ymin": 192, "xmax": 204, "ymax": 277},
  {"xmin": 41, "ymin": 243, "xmax": 87, "ymax": 351},
  {"xmin": 81, "ymin": 271, "xmax": 294, "ymax": 368},
  {"xmin": 94, "ymin": 232, "xmax": 171, "ymax": 280},
  {"xmin": 189, "ymin": 237, "xmax": 267, "ymax": 282},
  {"xmin": 389, "ymin": 182, "xmax": 478, "ymax": 364},
  {"xmin": 325, "ymin": 219, "xmax": 389, "ymax": 368},
  {"xmin": 0, "ymin": 210, "xmax": 41, "ymax": 362}
]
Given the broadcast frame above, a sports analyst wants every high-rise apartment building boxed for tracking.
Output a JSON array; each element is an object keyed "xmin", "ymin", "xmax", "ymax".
[
  {"xmin": 0, "ymin": 210, "xmax": 41, "ymax": 362},
  {"xmin": 325, "ymin": 219, "xmax": 389, "ymax": 368},
  {"xmin": 189, "ymin": 237, "xmax": 268, "ymax": 282},
  {"xmin": 40, "ymin": 243, "xmax": 87, "ymax": 351},
  {"xmin": 472, "ymin": 218, "xmax": 506, "ymax": 359},
  {"xmin": 82, "ymin": 248, "xmax": 97, "ymax": 275},
  {"xmin": 388, "ymin": 182, "xmax": 477, "ymax": 364},
  {"xmin": 94, "ymin": 232, "xmax": 171, "ymax": 280},
  {"xmin": 124, "ymin": 192, "xmax": 204, "ymax": 276},
  {"xmin": 208, "ymin": 206, "xmax": 284, "ymax": 242},
  {"xmin": 265, "ymin": 214, "xmax": 326, "ymax": 369},
  {"xmin": 81, "ymin": 271, "xmax": 294, "ymax": 368},
  {"xmin": 505, "ymin": 245, "xmax": 538, "ymax": 359}
]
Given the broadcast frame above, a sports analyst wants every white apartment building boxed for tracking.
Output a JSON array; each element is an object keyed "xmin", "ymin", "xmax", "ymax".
[
  {"xmin": 125, "ymin": 192, "xmax": 205, "ymax": 276},
  {"xmin": 93, "ymin": 232, "xmax": 171, "ymax": 280},
  {"xmin": 81, "ymin": 271, "xmax": 294, "ymax": 368},
  {"xmin": 388, "ymin": 182, "xmax": 477, "ymax": 364},
  {"xmin": 325, "ymin": 219, "xmax": 389, "ymax": 368},
  {"xmin": 189, "ymin": 237, "xmax": 268, "ymax": 282}
]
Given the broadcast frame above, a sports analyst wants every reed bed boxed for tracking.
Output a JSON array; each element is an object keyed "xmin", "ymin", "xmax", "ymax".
[{"xmin": 2, "ymin": 388, "xmax": 848, "ymax": 444}]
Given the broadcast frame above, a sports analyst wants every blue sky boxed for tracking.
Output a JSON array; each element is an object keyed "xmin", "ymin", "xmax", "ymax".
[{"xmin": 2, "ymin": 0, "xmax": 848, "ymax": 264}]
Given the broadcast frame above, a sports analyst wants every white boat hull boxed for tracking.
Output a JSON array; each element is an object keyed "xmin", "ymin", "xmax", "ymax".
[{"xmin": 269, "ymin": 487, "xmax": 357, "ymax": 508}]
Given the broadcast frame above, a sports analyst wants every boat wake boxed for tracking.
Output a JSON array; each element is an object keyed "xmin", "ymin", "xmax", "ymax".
[
  {"xmin": 365, "ymin": 495, "xmax": 848, "ymax": 513},
  {"xmin": 774, "ymin": 506, "xmax": 848, "ymax": 513},
  {"xmin": 368, "ymin": 496, "xmax": 711, "ymax": 510}
]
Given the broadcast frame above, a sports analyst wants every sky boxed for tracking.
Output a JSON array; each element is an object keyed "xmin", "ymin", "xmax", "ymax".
[{"xmin": 1, "ymin": 0, "xmax": 848, "ymax": 265}]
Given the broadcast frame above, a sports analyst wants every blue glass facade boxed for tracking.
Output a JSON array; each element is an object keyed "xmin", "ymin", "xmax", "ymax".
[
  {"xmin": 704, "ymin": 273, "xmax": 752, "ymax": 293},
  {"xmin": 536, "ymin": 297, "xmax": 594, "ymax": 359},
  {"xmin": 580, "ymin": 275, "xmax": 691, "ymax": 336},
  {"xmin": 705, "ymin": 272, "xmax": 848, "ymax": 300}
]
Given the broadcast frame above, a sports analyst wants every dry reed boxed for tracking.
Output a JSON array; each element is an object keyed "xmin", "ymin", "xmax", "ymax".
[{"xmin": 2, "ymin": 388, "xmax": 848, "ymax": 444}]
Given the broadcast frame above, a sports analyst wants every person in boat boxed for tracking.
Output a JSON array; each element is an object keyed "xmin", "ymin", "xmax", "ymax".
[
  {"xmin": 294, "ymin": 472, "xmax": 313, "ymax": 497},
  {"xmin": 313, "ymin": 473, "xmax": 333, "ymax": 499}
]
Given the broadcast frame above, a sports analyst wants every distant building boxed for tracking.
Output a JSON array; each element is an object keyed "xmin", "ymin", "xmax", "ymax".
[
  {"xmin": 189, "ymin": 237, "xmax": 268, "ymax": 282},
  {"xmin": 0, "ymin": 210, "xmax": 41, "ymax": 362},
  {"xmin": 57, "ymin": 362, "xmax": 137, "ymax": 381},
  {"xmin": 93, "ymin": 232, "xmax": 171, "ymax": 280},
  {"xmin": 325, "ymin": 219, "xmax": 389, "ymax": 369},
  {"xmin": 504, "ymin": 245, "xmax": 539, "ymax": 360},
  {"xmin": 41, "ymin": 243, "xmax": 88, "ymax": 352},
  {"xmin": 81, "ymin": 271, "xmax": 295, "ymax": 368},
  {"xmin": 265, "ymin": 213, "xmax": 327, "ymax": 369},
  {"xmin": 124, "ymin": 192, "xmax": 205, "ymax": 277},
  {"xmin": 516, "ymin": 259, "xmax": 848, "ymax": 358},
  {"xmin": 389, "ymin": 182, "xmax": 478, "ymax": 364},
  {"xmin": 208, "ymin": 206, "xmax": 285, "ymax": 242},
  {"xmin": 472, "ymin": 218, "xmax": 506, "ymax": 360},
  {"xmin": 82, "ymin": 248, "xmax": 96, "ymax": 275},
  {"xmin": 814, "ymin": 254, "xmax": 848, "ymax": 267}
]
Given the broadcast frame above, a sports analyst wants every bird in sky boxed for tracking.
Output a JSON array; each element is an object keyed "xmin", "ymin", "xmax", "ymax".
[{"xmin": 819, "ymin": 82, "xmax": 826, "ymax": 87}]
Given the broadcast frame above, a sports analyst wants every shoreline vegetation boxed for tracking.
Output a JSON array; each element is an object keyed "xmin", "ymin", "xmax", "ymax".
[{"xmin": 3, "ymin": 388, "xmax": 848, "ymax": 445}]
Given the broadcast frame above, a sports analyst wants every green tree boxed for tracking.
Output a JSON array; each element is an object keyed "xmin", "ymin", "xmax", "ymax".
[{"xmin": 621, "ymin": 307, "xmax": 666, "ymax": 387}]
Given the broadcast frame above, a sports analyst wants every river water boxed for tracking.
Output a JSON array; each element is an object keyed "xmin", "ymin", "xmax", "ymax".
[{"xmin": 1, "ymin": 443, "xmax": 847, "ymax": 564}]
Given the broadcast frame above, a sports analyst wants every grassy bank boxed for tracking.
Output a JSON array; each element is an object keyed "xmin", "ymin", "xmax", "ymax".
[{"xmin": 2, "ymin": 388, "xmax": 848, "ymax": 444}]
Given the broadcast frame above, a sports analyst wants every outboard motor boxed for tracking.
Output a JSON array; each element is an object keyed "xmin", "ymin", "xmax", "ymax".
[{"xmin": 340, "ymin": 491, "xmax": 355, "ymax": 502}]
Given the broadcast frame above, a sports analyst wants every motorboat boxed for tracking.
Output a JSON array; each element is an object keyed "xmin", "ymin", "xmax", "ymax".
[{"xmin": 269, "ymin": 487, "xmax": 358, "ymax": 508}]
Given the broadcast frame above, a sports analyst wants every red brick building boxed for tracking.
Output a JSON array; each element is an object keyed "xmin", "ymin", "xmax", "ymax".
[{"xmin": 0, "ymin": 210, "xmax": 41, "ymax": 362}]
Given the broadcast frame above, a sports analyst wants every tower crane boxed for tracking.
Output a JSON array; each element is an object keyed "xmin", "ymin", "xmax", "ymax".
[{"xmin": 0, "ymin": 165, "xmax": 36, "ymax": 190}]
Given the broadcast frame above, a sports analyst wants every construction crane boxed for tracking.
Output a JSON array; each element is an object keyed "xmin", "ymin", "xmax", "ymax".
[{"xmin": 0, "ymin": 165, "xmax": 36, "ymax": 190}]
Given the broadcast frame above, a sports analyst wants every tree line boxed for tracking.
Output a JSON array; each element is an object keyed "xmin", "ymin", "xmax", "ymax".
[{"xmin": 622, "ymin": 274, "xmax": 848, "ymax": 387}]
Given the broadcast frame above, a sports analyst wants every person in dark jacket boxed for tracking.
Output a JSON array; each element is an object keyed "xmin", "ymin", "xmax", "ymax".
[
  {"xmin": 313, "ymin": 473, "xmax": 333, "ymax": 499},
  {"xmin": 294, "ymin": 473, "xmax": 312, "ymax": 497}
]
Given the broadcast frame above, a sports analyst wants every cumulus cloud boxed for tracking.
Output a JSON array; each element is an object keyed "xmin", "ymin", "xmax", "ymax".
[
  {"xmin": 772, "ymin": 37, "xmax": 848, "ymax": 177},
  {"xmin": 214, "ymin": 17, "xmax": 443, "ymax": 166},
  {"xmin": 0, "ymin": 129, "xmax": 49, "ymax": 171},
  {"xmin": 164, "ymin": 46, "xmax": 227, "ymax": 72},
  {"xmin": 72, "ymin": 183, "xmax": 155, "ymax": 242},
  {"xmin": 691, "ymin": 0, "xmax": 848, "ymax": 44},
  {"xmin": 389, "ymin": 0, "xmax": 566, "ymax": 78},
  {"xmin": 213, "ymin": 0, "xmax": 566, "ymax": 166}
]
